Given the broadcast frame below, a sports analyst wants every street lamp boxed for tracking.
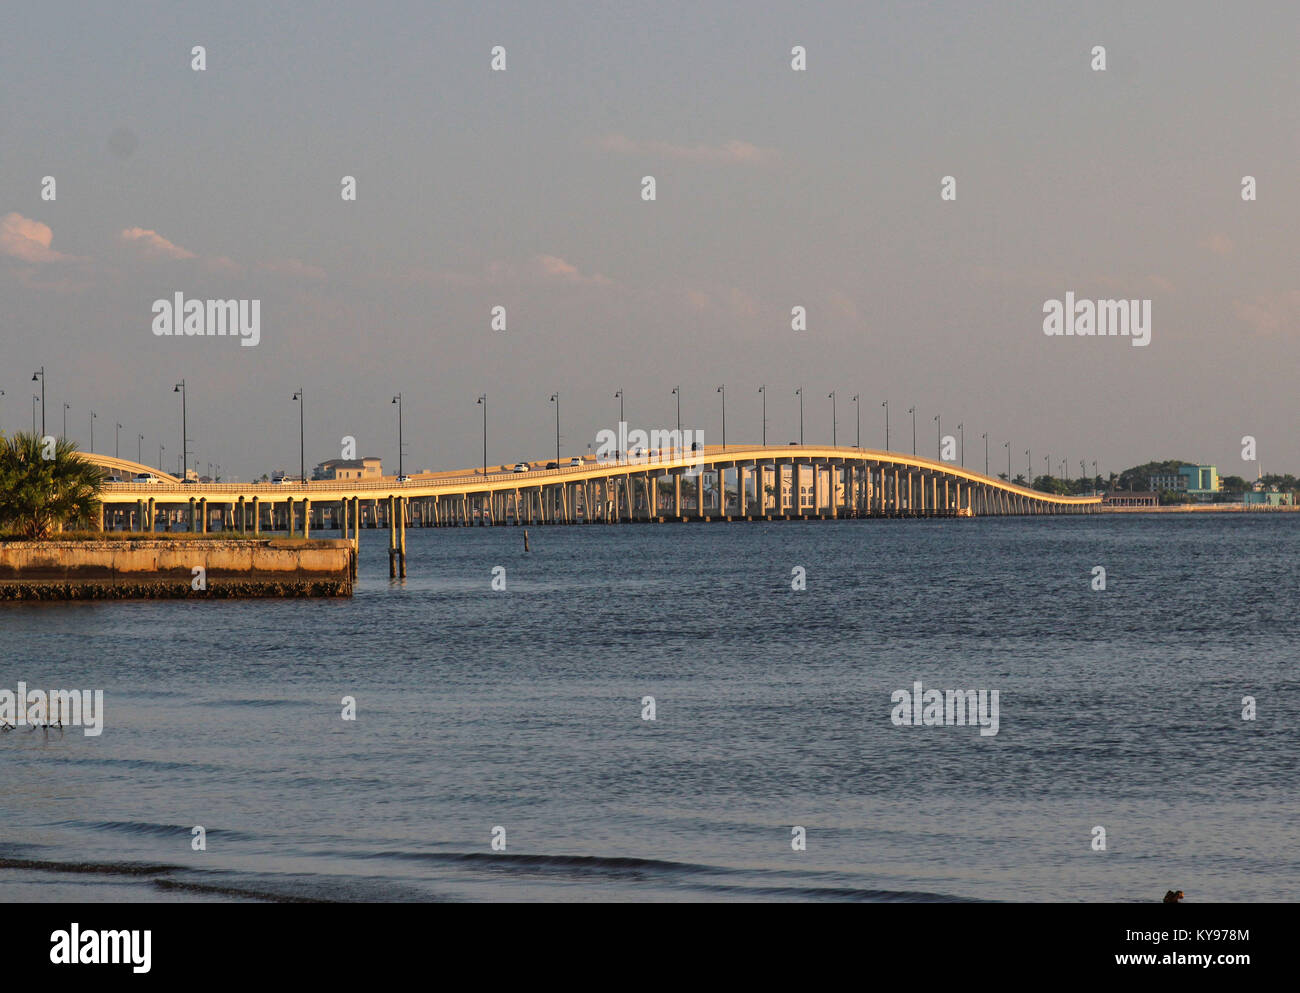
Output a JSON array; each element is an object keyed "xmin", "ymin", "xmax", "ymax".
[
  {"xmin": 671, "ymin": 386, "xmax": 681, "ymax": 454},
  {"xmin": 982, "ymin": 432, "xmax": 989, "ymax": 476},
  {"xmin": 90, "ymin": 410, "xmax": 96, "ymax": 452},
  {"xmin": 828, "ymin": 391, "xmax": 837, "ymax": 447},
  {"xmin": 115, "ymin": 422, "xmax": 122, "ymax": 458},
  {"xmin": 957, "ymin": 423, "xmax": 964, "ymax": 467},
  {"xmin": 795, "ymin": 387, "xmax": 804, "ymax": 445},
  {"xmin": 908, "ymin": 406, "xmax": 916, "ymax": 455},
  {"xmin": 173, "ymin": 380, "xmax": 187, "ymax": 483},
  {"xmin": 717, "ymin": 385, "xmax": 726, "ymax": 450},
  {"xmin": 138, "ymin": 433, "xmax": 144, "ymax": 464},
  {"xmin": 614, "ymin": 388, "xmax": 624, "ymax": 427},
  {"xmin": 851, "ymin": 394, "xmax": 860, "ymax": 449},
  {"xmin": 758, "ymin": 385, "xmax": 767, "ymax": 446},
  {"xmin": 1004, "ymin": 440, "xmax": 1010, "ymax": 480},
  {"xmin": 933, "ymin": 413, "xmax": 941, "ymax": 459},
  {"xmin": 391, "ymin": 394, "xmax": 403, "ymax": 477},
  {"xmin": 31, "ymin": 367, "xmax": 44, "ymax": 435},
  {"xmin": 477, "ymin": 394, "xmax": 487, "ymax": 475},
  {"xmin": 881, "ymin": 400, "xmax": 890, "ymax": 451},
  {"xmin": 292, "ymin": 388, "xmax": 305, "ymax": 484},
  {"xmin": 1044, "ymin": 453, "xmax": 1050, "ymax": 481},
  {"xmin": 550, "ymin": 392, "xmax": 560, "ymax": 464},
  {"xmin": 159, "ymin": 442, "xmax": 165, "ymax": 472},
  {"xmin": 61, "ymin": 402, "xmax": 70, "ymax": 439}
]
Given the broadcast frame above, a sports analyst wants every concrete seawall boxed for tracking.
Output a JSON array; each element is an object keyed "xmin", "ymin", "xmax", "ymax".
[{"xmin": 0, "ymin": 539, "xmax": 354, "ymax": 600}]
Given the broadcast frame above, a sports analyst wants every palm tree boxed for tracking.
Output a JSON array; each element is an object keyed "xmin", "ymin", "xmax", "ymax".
[{"xmin": 0, "ymin": 432, "xmax": 106, "ymax": 538}]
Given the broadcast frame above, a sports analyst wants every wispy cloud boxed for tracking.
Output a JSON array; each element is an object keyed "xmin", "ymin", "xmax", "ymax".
[
  {"xmin": 119, "ymin": 227, "xmax": 196, "ymax": 259},
  {"xmin": 596, "ymin": 134, "xmax": 777, "ymax": 165},
  {"xmin": 259, "ymin": 258, "xmax": 327, "ymax": 281},
  {"xmin": 400, "ymin": 254, "xmax": 612, "ymax": 287},
  {"xmin": 1198, "ymin": 233, "xmax": 1234, "ymax": 256},
  {"xmin": 0, "ymin": 212, "xmax": 74, "ymax": 263},
  {"xmin": 1234, "ymin": 291, "xmax": 1300, "ymax": 336}
]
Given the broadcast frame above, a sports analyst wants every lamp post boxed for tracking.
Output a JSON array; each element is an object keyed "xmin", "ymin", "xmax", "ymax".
[
  {"xmin": 31, "ymin": 367, "xmax": 44, "ymax": 435},
  {"xmin": 90, "ymin": 410, "xmax": 96, "ymax": 452},
  {"xmin": 292, "ymin": 388, "xmax": 305, "ymax": 483},
  {"xmin": 477, "ymin": 394, "xmax": 487, "ymax": 475},
  {"xmin": 758, "ymin": 385, "xmax": 766, "ymax": 446},
  {"xmin": 852, "ymin": 394, "xmax": 860, "ymax": 448},
  {"xmin": 828, "ymin": 391, "xmax": 837, "ymax": 447},
  {"xmin": 881, "ymin": 400, "xmax": 890, "ymax": 451},
  {"xmin": 795, "ymin": 387, "xmax": 804, "ymax": 445},
  {"xmin": 391, "ymin": 393, "xmax": 403, "ymax": 477},
  {"xmin": 159, "ymin": 442, "xmax": 165, "ymax": 472},
  {"xmin": 717, "ymin": 385, "xmax": 726, "ymax": 450},
  {"xmin": 138, "ymin": 433, "xmax": 144, "ymax": 464},
  {"xmin": 957, "ymin": 423, "xmax": 964, "ymax": 467},
  {"xmin": 62, "ymin": 402, "xmax": 70, "ymax": 439},
  {"xmin": 671, "ymin": 386, "xmax": 680, "ymax": 455},
  {"xmin": 982, "ymin": 432, "xmax": 989, "ymax": 476},
  {"xmin": 173, "ymin": 380, "xmax": 187, "ymax": 483},
  {"xmin": 909, "ymin": 406, "xmax": 916, "ymax": 455},
  {"xmin": 1044, "ymin": 453, "xmax": 1050, "ymax": 481},
  {"xmin": 934, "ymin": 413, "xmax": 941, "ymax": 459},
  {"xmin": 550, "ymin": 392, "xmax": 560, "ymax": 464},
  {"xmin": 1004, "ymin": 441, "xmax": 1010, "ymax": 480},
  {"xmin": 614, "ymin": 388, "xmax": 623, "ymax": 426},
  {"xmin": 115, "ymin": 422, "xmax": 122, "ymax": 458}
]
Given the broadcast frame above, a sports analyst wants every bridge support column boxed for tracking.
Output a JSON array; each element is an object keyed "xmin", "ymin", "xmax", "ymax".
[{"xmin": 303, "ymin": 498, "xmax": 311, "ymax": 539}]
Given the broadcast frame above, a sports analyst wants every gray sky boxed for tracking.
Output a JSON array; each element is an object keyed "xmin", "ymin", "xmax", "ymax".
[{"xmin": 2, "ymin": 1, "xmax": 1297, "ymax": 480}]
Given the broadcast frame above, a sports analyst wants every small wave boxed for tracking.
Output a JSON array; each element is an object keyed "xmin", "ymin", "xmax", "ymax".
[
  {"xmin": 0, "ymin": 856, "xmax": 178, "ymax": 876},
  {"xmin": 58, "ymin": 820, "xmax": 252, "ymax": 841},
  {"xmin": 150, "ymin": 878, "xmax": 324, "ymax": 903}
]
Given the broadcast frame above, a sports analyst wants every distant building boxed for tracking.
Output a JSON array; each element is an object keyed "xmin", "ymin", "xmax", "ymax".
[
  {"xmin": 1147, "ymin": 472, "xmax": 1186, "ymax": 492},
  {"xmin": 313, "ymin": 457, "xmax": 382, "ymax": 480},
  {"xmin": 1147, "ymin": 465, "xmax": 1219, "ymax": 497},
  {"xmin": 1179, "ymin": 464, "xmax": 1219, "ymax": 495},
  {"xmin": 1242, "ymin": 490, "xmax": 1292, "ymax": 507},
  {"xmin": 1103, "ymin": 491, "xmax": 1158, "ymax": 508}
]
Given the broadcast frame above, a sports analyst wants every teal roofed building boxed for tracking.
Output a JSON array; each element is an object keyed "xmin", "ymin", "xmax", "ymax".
[{"xmin": 1179, "ymin": 465, "xmax": 1219, "ymax": 495}]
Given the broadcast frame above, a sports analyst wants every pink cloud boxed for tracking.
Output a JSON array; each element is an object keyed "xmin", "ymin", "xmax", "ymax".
[
  {"xmin": 1234, "ymin": 291, "xmax": 1300, "ymax": 336},
  {"xmin": 531, "ymin": 254, "xmax": 610, "ymax": 285},
  {"xmin": 1197, "ymin": 233, "xmax": 1234, "ymax": 256},
  {"xmin": 0, "ymin": 212, "xmax": 73, "ymax": 263},
  {"xmin": 119, "ymin": 227, "xmax": 196, "ymax": 259}
]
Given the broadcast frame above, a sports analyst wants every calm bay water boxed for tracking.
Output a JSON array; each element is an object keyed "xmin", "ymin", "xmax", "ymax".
[{"xmin": 2, "ymin": 515, "xmax": 1296, "ymax": 902}]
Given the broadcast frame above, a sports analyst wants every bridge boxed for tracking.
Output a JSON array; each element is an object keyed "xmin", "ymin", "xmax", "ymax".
[{"xmin": 90, "ymin": 446, "xmax": 1100, "ymax": 573}]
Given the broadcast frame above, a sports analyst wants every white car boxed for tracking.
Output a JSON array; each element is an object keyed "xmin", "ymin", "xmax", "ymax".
[
  {"xmin": 569, "ymin": 457, "xmax": 585, "ymax": 468},
  {"xmin": 396, "ymin": 475, "xmax": 413, "ymax": 483},
  {"xmin": 512, "ymin": 462, "xmax": 531, "ymax": 473},
  {"xmin": 134, "ymin": 473, "xmax": 160, "ymax": 485}
]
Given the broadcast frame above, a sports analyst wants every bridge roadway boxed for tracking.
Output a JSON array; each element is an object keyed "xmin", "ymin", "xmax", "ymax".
[{"xmin": 91, "ymin": 445, "xmax": 1100, "ymax": 550}]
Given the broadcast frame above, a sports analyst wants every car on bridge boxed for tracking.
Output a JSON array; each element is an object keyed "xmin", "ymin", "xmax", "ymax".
[
  {"xmin": 512, "ymin": 462, "xmax": 530, "ymax": 473},
  {"xmin": 569, "ymin": 457, "xmax": 585, "ymax": 468},
  {"xmin": 134, "ymin": 473, "xmax": 161, "ymax": 484},
  {"xmin": 396, "ymin": 475, "xmax": 413, "ymax": 483}
]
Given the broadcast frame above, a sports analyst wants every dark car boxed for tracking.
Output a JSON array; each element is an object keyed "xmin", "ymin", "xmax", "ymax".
[{"xmin": 545, "ymin": 461, "xmax": 558, "ymax": 469}]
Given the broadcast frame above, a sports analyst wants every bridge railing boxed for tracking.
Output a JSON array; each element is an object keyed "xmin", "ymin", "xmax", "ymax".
[{"xmin": 99, "ymin": 447, "xmax": 1099, "ymax": 504}]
